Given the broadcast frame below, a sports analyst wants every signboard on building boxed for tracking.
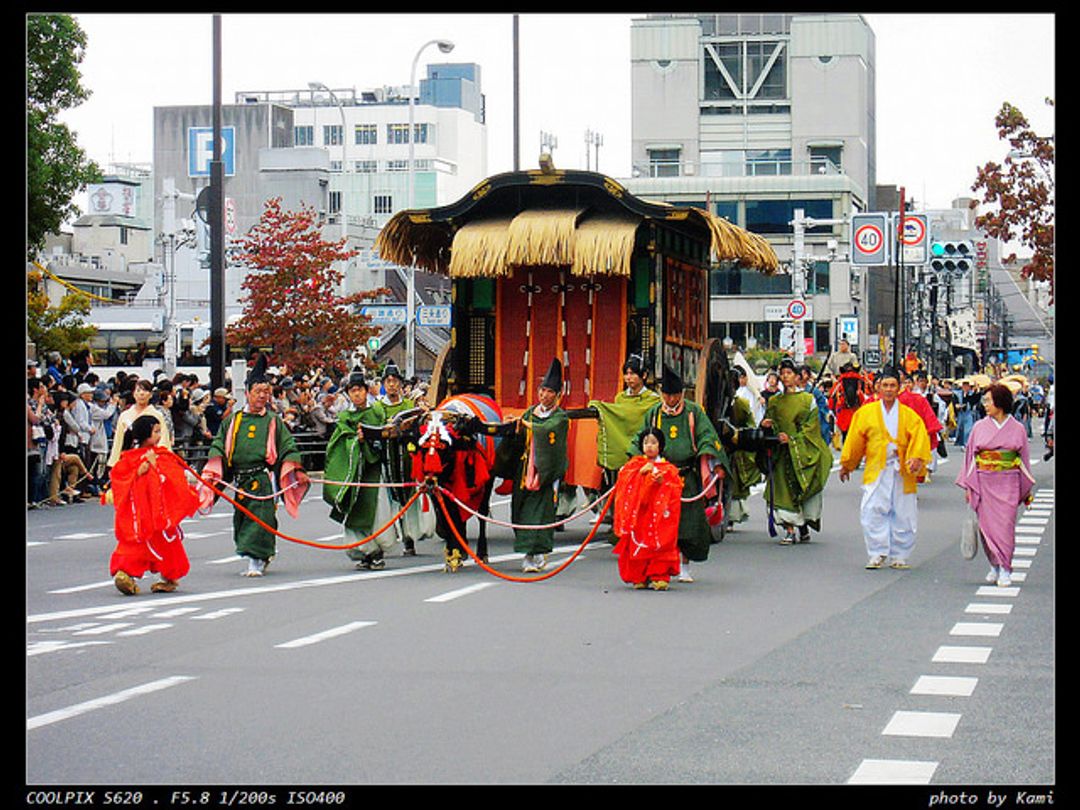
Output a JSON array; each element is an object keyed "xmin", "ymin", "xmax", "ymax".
[
  {"xmin": 765, "ymin": 303, "xmax": 814, "ymax": 321},
  {"xmin": 87, "ymin": 182, "xmax": 138, "ymax": 217},
  {"xmin": 416, "ymin": 305, "xmax": 452, "ymax": 327},
  {"xmin": 187, "ymin": 126, "xmax": 236, "ymax": 177}
]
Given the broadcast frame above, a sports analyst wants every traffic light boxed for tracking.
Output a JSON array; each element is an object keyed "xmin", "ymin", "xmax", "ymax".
[{"xmin": 930, "ymin": 240, "xmax": 973, "ymax": 274}]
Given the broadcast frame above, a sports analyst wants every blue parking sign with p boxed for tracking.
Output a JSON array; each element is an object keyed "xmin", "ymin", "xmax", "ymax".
[{"xmin": 188, "ymin": 127, "xmax": 235, "ymax": 177}]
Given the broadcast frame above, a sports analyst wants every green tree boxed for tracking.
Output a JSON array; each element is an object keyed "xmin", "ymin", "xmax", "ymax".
[
  {"xmin": 225, "ymin": 198, "xmax": 387, "ymax": 373},
  {"xmin": 27, "ymin": 267, "xmax": 97, "ymax": 358},
  {"xmin": 27, "ymin": 14, "xmax": 101, "ymax": 257},
  {"xmin": 971, "ymin": 99, "xmax": 1055, "ymax": 300}
]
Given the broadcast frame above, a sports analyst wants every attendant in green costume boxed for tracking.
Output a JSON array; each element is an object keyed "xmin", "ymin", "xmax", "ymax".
[
  {"xmin": 202, "ymin": 354, "xmax": 310, "ymax": 577},
  {"xmin": 379, "ymin": 363, "xmax": 432, "ymax": 556},
  {"xmin": 588, "ymin": 354, "xmax": 661, "ymax": 536},
  {"xmin": 510, "ymin": 359, "xmax": 569, "ymax": 573},
  {"xmin": 759, "ymin": 358, "xmax": 833, "ymax": 545},
  {"xmin": 323, "ymin": 370, "xmax": 390, "ymax": 568},
  {"xmin": 636, "ymin": 366, "xmax": 728, "ymax": 583}
]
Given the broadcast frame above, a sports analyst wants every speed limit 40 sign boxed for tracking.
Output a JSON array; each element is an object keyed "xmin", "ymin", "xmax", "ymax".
[{"xmin": 851, "ymin": 213, "xmax": 888, "ymax": 266}]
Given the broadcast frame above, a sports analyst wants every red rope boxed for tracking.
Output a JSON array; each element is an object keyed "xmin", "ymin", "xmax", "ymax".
[{"xmin": 433, "ymin": 485, "xmax": 613, "ymax": 583}]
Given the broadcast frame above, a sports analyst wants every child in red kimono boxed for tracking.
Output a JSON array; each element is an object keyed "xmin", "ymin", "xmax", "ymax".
[
  {"xmin": 612, "ymin": 427, "xmax": 683, "ymax": 590},
  {"xmin": 109, "ymin": 414, "xmax": 202, "ymax": 595}
]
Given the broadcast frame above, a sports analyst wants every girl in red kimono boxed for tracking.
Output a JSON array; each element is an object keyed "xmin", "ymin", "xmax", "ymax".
[
  {"xmin": 612, "ymin": 427, "xmax": 683, "ymax": 590},
  {"xmin": 109, "ymin": 414, "xmax": 202, "ymax": 595}
]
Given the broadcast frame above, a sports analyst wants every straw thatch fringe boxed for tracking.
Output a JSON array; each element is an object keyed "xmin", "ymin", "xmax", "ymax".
[
  {"xmin": 506, "ymin": 209, "xmax": 582, "ymax": 267},
  {"xmin": 570, "ymin": 215, "xmax": 639, "ymax": 277},
  {"xmin": 376, "ymin": 204, "xmax": 780, "ymax": 278},
  {"xmin": 375, "ymin": 212, "xmax": 452, "ymax": 276},
  {"xmin": 702, "ymin": 211, "xmax": 781, "ymax": 274},
  {"xmin": 448, "ymin": 218, "xmax": 514, "ymax": 278}
]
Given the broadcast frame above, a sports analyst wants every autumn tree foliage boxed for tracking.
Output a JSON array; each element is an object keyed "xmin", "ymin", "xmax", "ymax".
[
  {"xmin": 225, "ymin": 198, "xmax": 386, "ymax": 373},
  {"xmin": 971, "ymin": 99, "xmax": 1054, "ymax": 300}
]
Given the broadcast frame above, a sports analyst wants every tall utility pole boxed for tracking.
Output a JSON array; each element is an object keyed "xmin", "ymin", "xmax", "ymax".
[
  {"xmin": 209, "ymin": 14, "xmax": 226, "ymax": 391},
  {"xmin": 513, "ymin": 15, "xmax": 520, "ymax": 171},
  {"xmin": 789, "ymin": 209, "xmax": 847, "ymax": 364}
]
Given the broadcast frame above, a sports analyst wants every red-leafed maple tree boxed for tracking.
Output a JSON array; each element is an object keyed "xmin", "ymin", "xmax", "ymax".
[
  {"xmin": 226, "ymin": 197, "xmax": 386, "ymax": 372},
  {"xmin": 971, "ymin": 99, "xmax": 1055, "ymax": 300}
]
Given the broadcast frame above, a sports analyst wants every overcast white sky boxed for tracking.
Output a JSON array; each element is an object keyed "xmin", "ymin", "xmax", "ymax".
[{"xmin": 58, "ymin": 13, "xmax": 1055, "ymax": 213}]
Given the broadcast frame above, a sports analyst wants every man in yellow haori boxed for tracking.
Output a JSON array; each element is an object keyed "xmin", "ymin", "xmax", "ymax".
[{"xmin": 839, "ymin": 366, "xmax": 931, "ymax": 571}]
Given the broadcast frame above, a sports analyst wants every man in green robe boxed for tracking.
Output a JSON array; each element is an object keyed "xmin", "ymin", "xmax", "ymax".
[
  {"xmin": 636, "ymin": 366, "xmax": 728, "ymax": 583},
  {"xmin": 759, "ymin": 359, "xmax": 833, "ymax": 545},
  {"xmin": 323, "ymin": 370, "xmax": 390, "ymax": 568},
  {"xmin": 379, "ymin": 362, "xmax": 432, "ymax": 556},
  {"xmin": 203, "ymin": 354, "xmax": 310, "ymax": 577},
  {"xmin": 511, "ymin": 359, "xmax": 569, "ymax": 573},
  {"xmin": 588, "ymin": 354, "xmax": 661, "ymax": 537}
]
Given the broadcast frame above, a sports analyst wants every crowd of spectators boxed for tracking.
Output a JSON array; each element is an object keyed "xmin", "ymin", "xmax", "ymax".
[{"xmin": 27, "ymin": 350, "xmax": 432, "ymax": 510}]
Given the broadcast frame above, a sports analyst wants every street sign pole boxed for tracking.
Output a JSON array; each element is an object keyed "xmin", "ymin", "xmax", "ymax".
[{"xmin": 209, "ymin": 14, "xmax": 226, "ymax": 392}]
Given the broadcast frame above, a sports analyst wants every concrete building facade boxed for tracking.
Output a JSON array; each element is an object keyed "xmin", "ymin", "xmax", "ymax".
[{"xmin": 623, "ymin": 12, "xmax": 876, "ymax": 362}]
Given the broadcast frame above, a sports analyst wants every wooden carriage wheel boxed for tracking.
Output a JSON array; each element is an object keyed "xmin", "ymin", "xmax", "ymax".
[{"xmin": 694, "ymin": 337, "xmax": 734, "ymax": 428}]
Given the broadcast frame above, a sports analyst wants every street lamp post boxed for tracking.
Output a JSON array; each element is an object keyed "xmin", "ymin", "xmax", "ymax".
[
  {"xmin": 308, "ymin": 81, "xmax": 348, "ymax": 240},
  {"xmin": 406, "ymin": 38, "xmax": 454, "ymax": 379}
]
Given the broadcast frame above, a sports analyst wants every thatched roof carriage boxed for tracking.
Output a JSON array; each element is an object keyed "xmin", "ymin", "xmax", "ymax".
[{"xmin": 376, "ymin": 167, "xmax": 779, "ymax": 489}]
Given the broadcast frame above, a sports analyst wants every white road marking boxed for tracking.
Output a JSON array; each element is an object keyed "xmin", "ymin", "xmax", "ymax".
[
  {"xmin": 848, "ymin": 759, "xmax": 938, "ymax": 784},
  {"xmin": 965, "ymin": 603, "xmax": 1012, "ymax": 615},
  {"xmin": 882, "ymin": 710, "xmax": 961, "ymax": 738},
  {"xmin": 424, "ymin": 582, "xmax": 497, "ymax": 603},
  {"xmin": 190, "ymin": 607, "xmax": 246, "ymax": 620},
  {"xmin": 72, "ymin": 623, "xmax": 134, "ymax": 636},
  {"xmin": 27, "ymin": 675, "xmax": 197, "ymax": 730},
  {"xmin": 116, "ymin": 623, "xmax": 173, "ymax": 637},
  {"xmin": 950, "ymin": 622, "xmax": 1003, "ymax": 637},
  {"xmin": 54, "ymin": 533, "xmax": 107, "ymax": 540},
  {"xmin": 910, "ymin": 675, "xmax": 978, "ymax": 697},
  {"xmin": 29, "ymin": 544, "xmax": 585, "ymax": 626},
  {"xmin": 27, "ymin": 640, "xmax": 112, "ymax": 657},
  {"xmin": 275, "ymin": 621, "xmax": 376, "ymax": 649},
  {"xmin": 933, "ymin": 646, "xmax": 992, "ymax": 664},
  {"xmin": 976, "ymin": 585, "xmax": 1020, "ymax": 597}
]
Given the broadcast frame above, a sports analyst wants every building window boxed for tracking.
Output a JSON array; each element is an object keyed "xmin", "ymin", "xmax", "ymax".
[
  {"xmin": 809, "ymin": 145, "xmax": 843, "ymax": 173},
  {"xmin": 413, "ymin": 123, "xmax": 431, "ymax": 144},
  {"xmin": 119, "ymin": 226, "xmax": 129, "ymax": 245},
  {"xmin": 647, "ymin": 148, "xmax": 681, "ymax": 177},
  {"xmin": 806, "ymin": 260, "xmax": 831, "ymax": 294},
  {"xmin": 323, "ymin": 124, "xmax": 343, "ymax": 146},
  {"xmin": 746, "ymin": 149, "xmax": 792, "ymax": 176},
  {"xmin": 703, "ymin": 40, "xmax": 787, "ymax": 103},
  {"xmin": 386, "ymin": 159, "xmax": 409, "ymax": 172},
  {"xmin": 354, "ymin": 124, "xmax": 377, "ymax": 145},
  {"xmin": 329, "ymin": 160, "xmax": 342, "ymax": 172},
  {"xmin": 328, "ymin": 191, "xmax": 341, "ymax": 215},
  {"xmin": 744, "ymin": 199, "xmax": 832, "ymax": 235},
  {"xmin": 373, "ymin": 194, "xmax": 393, "ymax": 214},
  {"xmin": 387, "ymin": 124, "xmax": 410, "ymax": 145},
  {"xmin": 354, "ymin": 160, "xmax": 378, "ymax": 173},
  {"xmin": 295, "ymin": 125, "xmax": 314, "ymax": 146}
]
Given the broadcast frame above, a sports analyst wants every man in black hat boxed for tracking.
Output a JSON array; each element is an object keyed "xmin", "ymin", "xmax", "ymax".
[
  {"xmin": 510, "ymin": 359, "xmax": 569, "ymax": 573},
  {"xmin": 202, "ymin": 353, "xmax": 311, "ymax": 577},
  {"xmin": 323, "ymin": 369, "xmax": 392, "ymax": 569},
  {"xmin": 636, "ymin": 366, "xmax": 728, "ymax": 583},
  {"xmin": 379, "ymin": 362, "xmax": 433, "ymax": 554}
]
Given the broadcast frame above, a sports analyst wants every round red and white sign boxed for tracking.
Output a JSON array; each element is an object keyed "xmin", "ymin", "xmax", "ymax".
[
  {"xmin": 787, "ymin": 299, "xmax": 808, "ymax": 321},
  {"xmin": 854, "ymin": 223, "xmax": 884, "ymax": 256},
  {"xmin": 897, "ymin": 216, "xmax": 926, "ymax": 245}
]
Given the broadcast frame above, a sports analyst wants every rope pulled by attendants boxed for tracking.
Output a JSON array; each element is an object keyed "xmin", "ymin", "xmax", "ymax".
[
  {"xmin": 433, "ymin": 487, "xmax": 614, "ymax": 584},
  {"xmin": 177, "ymin": 455, "xmax": 422, "ymax": 552}
]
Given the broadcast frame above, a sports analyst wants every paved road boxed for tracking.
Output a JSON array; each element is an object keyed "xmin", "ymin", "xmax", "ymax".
[{"xmin": 26, "ymin": 441, "xmax": 1055, "ymax": 791}]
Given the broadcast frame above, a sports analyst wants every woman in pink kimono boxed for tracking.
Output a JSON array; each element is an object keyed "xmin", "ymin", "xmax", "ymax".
[{"xmin": 955, "ymin": 383, "xmax": 1035, "ymax": 587}]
